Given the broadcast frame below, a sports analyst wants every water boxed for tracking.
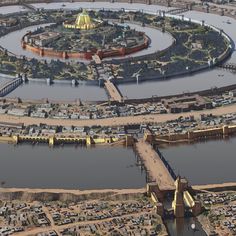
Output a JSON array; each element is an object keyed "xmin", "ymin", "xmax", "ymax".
[
  {"xmin": 7, "ymin": 81, "xmax": 107, "ymax": 101},
  {"xmin": 165, "ymin": 218, "xmax": 206, "ymax": 236},
  {"xmin": 0, "ymin": 5, "xmax": 27, "ymax": 15},
  {"xmin": 118, "ymin": 69, "xmax": 236, "ymax": 98},
  {"xmin": 31, "ymin": 2, "xmax": 171, "ymax": 12},
  {"xmin": 160, "ymin": 137, "xmax": 236, "ymax": 185},
  {"xmin": 0, "ymin": 144, "xmax": 146, "ymax": 190},
  {"xmin": 0, "ymin": 76, "xmax": 12, "ymax": 86},
  {"xmin": 0, "ymin": 24, "xmax": 54, "ymax": 61}
]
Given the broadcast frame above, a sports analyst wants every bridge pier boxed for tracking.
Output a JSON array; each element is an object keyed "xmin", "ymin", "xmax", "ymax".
[
  {"xmin": 12, "ymin": 135, "xmax": 19, "ymax": 144},
  {"xmin": 223, "ymin": 125, "xmax": 229, "ymax": 136},
  {"xmin": 49, "ymin": 136, "xmax": 55, "ymax": 147},
  {"xmin": 221, "ymin": 9, "xmax": 224, "ymax": 16},
  {"xmin": 86, "ymin": 136, "xmax": 92, "ymax": 146},
  {"xmin": 125, "ymin": 135, "xmax": 134, "ymax": 147}
]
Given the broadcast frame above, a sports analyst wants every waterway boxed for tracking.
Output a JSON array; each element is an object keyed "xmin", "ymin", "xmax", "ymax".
[
  {"xmin": 0, "ymin": 76, "xmax": 11, "ymax": 86},
  {"xmin": 0, "ymin": 143, "xmax": 146, "ymax": 190},
  {"xmin": 0, "ymin": 5, "xmax": 27, "ymax": 15},
  {"xmin": 0, "ymin": 2, "xmax": 236, "ymax": 100},
  {"xmin": 160, "ymin": 137, "xmax": 236, "ymax": 185},
  {"xmin": 7, "ymin": 81, "xmax": 107, "ymax": 101},
  {"xmin": 165, "ymin": 218, "xmax": 206, "ymax": 236}
]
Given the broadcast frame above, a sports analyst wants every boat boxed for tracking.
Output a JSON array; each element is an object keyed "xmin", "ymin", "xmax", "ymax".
[{"xmin": 191, "ymin": 223, "xmax": 197, "ymax": 232}]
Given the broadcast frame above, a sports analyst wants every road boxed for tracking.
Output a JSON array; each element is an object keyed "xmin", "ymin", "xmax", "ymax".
[
  {"xmin": 135, "ymin": 139, "xmax": 175, "ymax": 191},
  {"xmin": 1, "ymin": 104, "xmax": 236, "ymax": 127},
  {"xmin": 104, "ymin": 80, "xmax": 123, "ymax": 103}
]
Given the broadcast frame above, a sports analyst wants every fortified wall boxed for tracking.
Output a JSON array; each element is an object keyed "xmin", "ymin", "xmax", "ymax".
[
  {"xmin": 21, "ymin": 34, "xmax": 149, "ymax": 60},
  {"xmin": 153, "ymin": 125, "xmax": 236, "ymax": 143}
]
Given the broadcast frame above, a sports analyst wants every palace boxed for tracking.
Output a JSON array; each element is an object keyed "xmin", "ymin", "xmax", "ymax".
[{"xmin": 63, "ymin": 10, "xmax": 98, "ymax": 30}]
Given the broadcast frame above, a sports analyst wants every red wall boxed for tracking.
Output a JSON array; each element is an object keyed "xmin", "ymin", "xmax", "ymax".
[{"xmin": 21, "ymin": 37, "xmax": 149, "ymax": 60}]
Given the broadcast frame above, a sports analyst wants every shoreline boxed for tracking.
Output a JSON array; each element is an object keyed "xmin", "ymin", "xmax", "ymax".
[
  {"xmin": 0, "ymin": 187, "xmax": 146, "ymax": 194},
  {"xmin": 0, "ymin": 187, "xmax": 147, "ymax": 202},
  {"xmin": 1, "ymin": 181, "xmax": 236, "ymax": 202}
]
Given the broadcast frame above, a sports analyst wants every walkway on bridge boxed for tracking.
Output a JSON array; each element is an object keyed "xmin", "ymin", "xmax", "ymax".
[
  {"xmin": 0, "ymin": 77, "xmax": 22, "ymax": 97},
  {"xmin": 135, "ymin": 139, "xmax": 175, "ymax": 191},
  {"xmin": 104, "ymin": 80, "xmax": 123, "ymax": 103},
  {"xmin": 165, "ymin": 7, "xmax": 189, "ymax": 15},
  {"xmin": 218, "ymin": 63, "xmax": 236, "ymax": 72},
  {"xmin": 21, "ymin": 2, "xmax": 37, "ymax": 11}
]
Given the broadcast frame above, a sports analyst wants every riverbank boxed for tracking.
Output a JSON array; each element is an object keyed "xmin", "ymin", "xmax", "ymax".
[
  {"xmin": 0, "ymin": 187, "xmax": 146, "ymax": 202},
  {"xmin": 193, "ymin": 182, "xmax": 236, "ymax": 192}
]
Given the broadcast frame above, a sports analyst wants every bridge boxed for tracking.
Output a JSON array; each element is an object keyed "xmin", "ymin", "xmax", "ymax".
[
  {"xmin": 165, "ymin": 7, "xmax": 189, "ymax": 15},
  {"xmin": 155, "ymin": 146, "xmax": 177, "ymax": 180},
  {"xmin": 104, "ymin": 80, "xmax": 124, "ymax": 103},
  {"xmin": 20, "ymin": 2, "xmax": 37, "ymax": 11},
  {"xmin": 218, "ymin": 63, "xmax": 236, "ymax": 72},
  {"xmin": 135, "ymin": 139, "xmax": 175, "ymax": 191},
  {"xmin": 0, "ymin": 77, "xmax": 23, "ymax": 97},
  {"xmin": 20, "ymin": 2, "xmax": 37, "ymax": 12}
]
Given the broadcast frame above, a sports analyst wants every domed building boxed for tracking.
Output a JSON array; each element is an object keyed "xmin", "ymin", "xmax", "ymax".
[{"xmin": 63, "ymin": 10, "xmax": 98, "ymax": 30}]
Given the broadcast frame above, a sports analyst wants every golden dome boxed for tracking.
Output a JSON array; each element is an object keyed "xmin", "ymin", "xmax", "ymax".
[{"xmin": 64, "ymin": 9, "xmax": 97, "ymax": 30}]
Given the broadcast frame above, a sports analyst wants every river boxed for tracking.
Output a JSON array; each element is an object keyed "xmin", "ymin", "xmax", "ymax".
[
  {"xmin": 160, "ymin": 137, "xmax": 236, "ymax": 185},
  {"xmin": 0, "ymin": 143, "xmax": 146, "ymax": 190},
  {"xmin": 7, "ymin": 81, "xmax": 108, "ymax": 101},
  {"xmin": 165, "ymin": 218, "xmax": 206, "ymax": 236}
]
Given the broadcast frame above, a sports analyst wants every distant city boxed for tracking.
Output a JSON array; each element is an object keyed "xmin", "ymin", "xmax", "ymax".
[{"xmin": 0, "ymin": 0, "xmax": 236, "ymax": 236}]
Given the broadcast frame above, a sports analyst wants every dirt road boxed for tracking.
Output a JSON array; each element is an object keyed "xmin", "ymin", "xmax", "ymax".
[{"xmin": 1, "ymin": 104, "xmax": 236, "ymax": 127}]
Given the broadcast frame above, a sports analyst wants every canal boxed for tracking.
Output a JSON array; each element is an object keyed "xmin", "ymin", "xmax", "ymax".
[
  {"xmin": 165, "ymin": 218, "xmax": 206, "ymax": 236},
  {"xmin": 6, "ymin": 81, "xmax": 107, "ymax": 101},
  {"xmin": 0, "ymin": 143, "xmax": 146, "ymax": 190},
  {"xmin": 160, "ymin": 137, "xmax": 236, "ymax": 185}
]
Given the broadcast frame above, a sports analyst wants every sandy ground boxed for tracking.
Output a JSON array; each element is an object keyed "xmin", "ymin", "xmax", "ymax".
[
  {"xmin": 1, "ymin": 104, "xmax": 236, "ymax": 127},
  {"xmin": 0, "ymin": 187, "xmax": 145, "ymax": 195},
  {"xmin": 135, "ymin": 139, "xmax": 175, "ymax": 191},
  {"xmin": 193, "ymin": 182, "xmax": 236, "ymax": 191}
]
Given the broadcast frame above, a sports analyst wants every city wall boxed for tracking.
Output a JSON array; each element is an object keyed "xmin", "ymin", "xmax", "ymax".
[
  {"xmin": 21, "ymin": 34, "xmax": 149, "ymax": 60},
  {"xmin": 154, "ymin": 125, "xmax": 236, "ymax": 143},
  {"xmin": 0, "ymin": 134, "xmax": 135, "ymax": 147}
]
